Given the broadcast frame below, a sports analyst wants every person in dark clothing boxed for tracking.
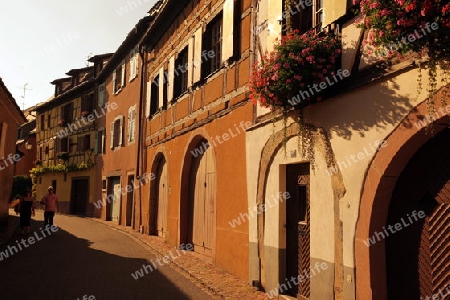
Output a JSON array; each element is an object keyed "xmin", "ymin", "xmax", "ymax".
[{"xmin": 19, "ymin": 190, "xmax": 35, "ymax": 234}]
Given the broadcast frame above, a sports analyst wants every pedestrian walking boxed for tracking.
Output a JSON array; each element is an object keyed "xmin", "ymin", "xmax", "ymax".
[
  {"xmin": 19, "ymin": 190, "xmax": 35, "ymax": 234},
  {"xmin": 40, "ymin": 186, "xmax": 58, "ymax": 228}
]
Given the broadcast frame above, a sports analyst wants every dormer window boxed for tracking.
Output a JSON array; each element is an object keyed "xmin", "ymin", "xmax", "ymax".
[
  {"xmin": 55, "ymin": 85, "xmax": 60, "ymax": 96},
  {"xmin": 96, "ymin": 61, "xmax": 103, "ymax": 77},
  {"xmin": 71, "ymin": 74, "xmax": 79, "ymax": 87}
]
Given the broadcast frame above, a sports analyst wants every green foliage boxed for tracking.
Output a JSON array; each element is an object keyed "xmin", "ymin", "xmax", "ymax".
[{"xmin": 30, "ymin": 162, "xmax": 94, "ymax": 178}]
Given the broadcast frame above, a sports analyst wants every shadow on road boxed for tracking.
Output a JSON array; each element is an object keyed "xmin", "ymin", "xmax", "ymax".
[{"xmin": 0, "ymin": 217, "xmax": 199, "ymax": 300}]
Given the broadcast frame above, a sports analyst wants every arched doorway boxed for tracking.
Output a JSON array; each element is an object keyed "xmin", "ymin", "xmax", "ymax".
[
  {"xmin": 355, "ymin": 92, "xmax": 450, "ymax": 299},
  {"xmin": 181, "ymin": 137, "xmax": 216, "ymax": 257},
  {"xmin": 149, "ymin": 154, "xmax": 168, "ymax": 237},
  {"xmin": 386, "ymin": 128, "xmax": 450, "ymax": 299}
]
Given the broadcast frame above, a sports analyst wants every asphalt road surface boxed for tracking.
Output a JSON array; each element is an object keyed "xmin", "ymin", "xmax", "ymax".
[{"xmin": 0, "ymin": 211, "xmax": 213, "ymax": 300}]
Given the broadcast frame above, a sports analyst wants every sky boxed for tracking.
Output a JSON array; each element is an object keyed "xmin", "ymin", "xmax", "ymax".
[{"xmin": 0, "ymin": 0, "xmax": 157, "ymax": 110}]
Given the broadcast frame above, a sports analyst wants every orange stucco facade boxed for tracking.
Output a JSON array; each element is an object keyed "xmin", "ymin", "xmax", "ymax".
[
  {"xmin": 135, "ymin": 0, "xmax": 253, "ymax": 280},
  {"xmin": 0, "ymin": 78, "xmax": 26, "ymax": 225}
]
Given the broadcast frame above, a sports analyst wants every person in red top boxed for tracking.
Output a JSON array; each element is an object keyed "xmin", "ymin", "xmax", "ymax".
[{"xmin": 41, "ymin": 186, "xmax": 58, "ymax": 228}]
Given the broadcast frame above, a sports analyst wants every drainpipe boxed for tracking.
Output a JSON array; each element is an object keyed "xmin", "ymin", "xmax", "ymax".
[
  {"xmin": 250, "ymin": 0, "xmax": 261, "ymax": 290},
  {"xmin": 135, "ymin": 41, "xmax": 147, "ymax": 232}
]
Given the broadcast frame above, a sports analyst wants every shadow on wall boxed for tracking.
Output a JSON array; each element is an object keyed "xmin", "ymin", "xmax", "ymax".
[{"xmin": 306, "ymin": 44, "xmax": 420, "ymax": 140}]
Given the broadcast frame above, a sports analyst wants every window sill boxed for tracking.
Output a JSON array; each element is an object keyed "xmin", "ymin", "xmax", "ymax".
[
  {"xmin": 128, "ymin": 75, "xmax": 138, "ymax": 83},
  {"xmin": 114, "ymin": 87, "xmax": 123, "ymax": 95}
]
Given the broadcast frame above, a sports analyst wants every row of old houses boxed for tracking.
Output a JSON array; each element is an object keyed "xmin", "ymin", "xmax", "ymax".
[{"xmin": 30, "ymin": 0, "xmax": 449, "ymax": 299}]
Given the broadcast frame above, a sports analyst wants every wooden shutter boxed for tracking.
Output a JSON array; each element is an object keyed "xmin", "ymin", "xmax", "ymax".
[
  {"xmin": 193, "ymin": 27, "xmax": 203, "ymax": 83},
  {"xmin": 119, "ymin": 116, "xmax": 124, "ymax": 146},
  {"xmin": 222, "ymin": 0, "xmax": 234, "ymax": 63},
  {"xmin": 55, "ymin": 138, "xmax": 61, "ymax": 153},
  {"xmin": 188, "ymin": 38, "xmax": 195, "ymax": 88},
  {"xmin": 121, "ymin": 60, "xmax": 126, "ymax": 87},
  {"xmin": 158, "ymin": 68, "xmax": 164, "ymax": 109},
  {"xmin": 134, "ymin": 48, "xmax": 139, "ymax": 79},
  {"xmin": 110, "ymin": 122, "xmax": 114, "ymax": 149},
  {"xmin": 77, "ymin": 136, "xmax": 84, "ymax": 151},
  {"xmin": 101, "ymin": 128, "xmax": 105, "ymax": 153},
  {"xmin": 94, "ymin": 131, "xmax": 99, "ymax": 154},
  {"xmin": 168, "ymin": 56, "xmax": 175, "ymax": 102},
  {"xmin": 112, "ymin": 70, "xmax": 117, "ymax": 93},
  {"xmin": 127, "ymin": 109, "xmax": 132, "ymax": 141},
  {"xmin": 131, "ymin": 108, "xmax": 136, "ymax": 141},
  {"xmin": 98, "ymin": 83, "xmax": 105, "ymax": 107},
  {"xmin": 129, "ymin": 49, "xmax": 135, "ymax": 80},
  {"xmin": 146, "ymin": 81, "xmax": 152, "ymax": 118}
]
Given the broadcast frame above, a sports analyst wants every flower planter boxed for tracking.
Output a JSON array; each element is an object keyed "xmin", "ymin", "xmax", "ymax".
[{"xmin": 249, "ymin": 29, "xmax": 341, "ymax": 111}]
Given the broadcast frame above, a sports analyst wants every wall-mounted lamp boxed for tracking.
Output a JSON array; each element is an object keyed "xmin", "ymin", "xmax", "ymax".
[{"xmin": 25, "ymin": 142, "xmax": 32, "ymax": 150}]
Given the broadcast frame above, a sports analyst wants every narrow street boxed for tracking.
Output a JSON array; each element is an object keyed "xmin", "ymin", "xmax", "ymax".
[{"xmin": 0, "ymin": 211, "xmax": 213, "ymax": 300}]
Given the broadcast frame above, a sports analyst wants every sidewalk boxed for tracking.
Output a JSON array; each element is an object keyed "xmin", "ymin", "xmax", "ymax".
[
  {"xmin": 0, "ymin": 209, "xmax": 20, "ymax": 245},
  {"xmin": 91, "ymin": 218, "xmax": 273, "ymax": 300}
]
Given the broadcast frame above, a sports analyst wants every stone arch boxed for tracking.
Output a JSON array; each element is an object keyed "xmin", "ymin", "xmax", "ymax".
[
  {"xmin": 355, "ymin": 86, "xmax": 450, "ymax": 299},
  {"xmin": 254, "ymin": 113, "xmax": 346, "ymax": 297},
  {"xmin": 179, "ymin": 132, "xmax": 217, "ymax": 256},
  {"xmin": 149, "ymin": 151, "xmax": 168, "ymax": 237}
]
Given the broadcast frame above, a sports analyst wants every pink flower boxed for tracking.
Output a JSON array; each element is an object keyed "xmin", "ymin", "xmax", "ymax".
[{"xmin": 405, "ymin": 3, "xmax": 415, "ymax": 12}]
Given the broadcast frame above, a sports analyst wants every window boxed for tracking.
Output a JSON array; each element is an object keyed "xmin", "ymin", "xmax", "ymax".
[
  {"xmin": 290, "ymin": 0, "xmax": 323, "ymax": 33},
  {"xmin": 129, "ymin": 47, "xmax": 139, "ymax": 81},
  {"xmin": 110, "ymin": 116, "xmax": 124, "ymax": 149},
  {"xmin": 38, "ymin": 146, "xmax": 43, "ymax": 161},
  {"xmin": 150, "ymin": 75, "xmax": 159, "ymax": 117},
  {"xmin": 56, "ymin": 137, "xmax": 69, "ymax": 153},
  {"xmin": 128, "ymin": 106, "xmax": 136, "ymax": 143},
  {"xmin": 47, "ymin": 114, "xmax": 51, "ymax": 128},
  {"xmin": 174, "ymin": 47, "xmax": 188, "ymax": 99},
  {"xmin": 81, "ymin": 93, "xmax": 94, "ymax": 114},
  {"xmin": 113, "ymin": 61, "xmax": 126, "ymax": 94},
  {"xmin": 40, "ymin": 115, "xmax": 45, "ymax": 130},
  {"xmin": 61, "ymin": 103, "xmax": 73, "ymax": 123},
  {"xmin": 202, "ymin": 14, "xmax": 223, "ymax": 78},
  {"xmin": 102, "ymin": 179, "xmax": 107, "ymax": 190},
  {"xmin": 77, "ymin": 135, "xmax": 90, "ymax": 151},
  {"xmin": 98, "ymin": 83, "xmax": 106, "ymax": 107},
  {"xmin": 94, "ymin": 128, "xmax": 106, "ymax": 155}
]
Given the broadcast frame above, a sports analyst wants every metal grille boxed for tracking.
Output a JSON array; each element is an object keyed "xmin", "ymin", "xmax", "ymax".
[{"xmin": 298, "ymin": 175, "xmax": 310, "ymax": 299}]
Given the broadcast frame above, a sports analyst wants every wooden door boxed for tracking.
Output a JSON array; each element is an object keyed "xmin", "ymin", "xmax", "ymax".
[
  {"xmin": 386, "ymin": 129, "xmax": 450, "ymax": 299},
  {"xmin": 156, "ymin": 158, "xmax": 168, "ymax": 238},
  {"xmin": 189, "ymin": 141, "xmax": 215, "ymax": 256},
  {"xmin": 110, "ymin": 178, "xmax": 121, "ymax": 223},
  {"xmin": 126, "ymin": 176, "xmax": 133, "ymax": 227},
  {"xmin": 71, "ymin": 179, "xmax": 88, "ymax": 215},
  {"xmin": 286, "ymin": 163, "xmax": 310, "ymax": 299}
]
